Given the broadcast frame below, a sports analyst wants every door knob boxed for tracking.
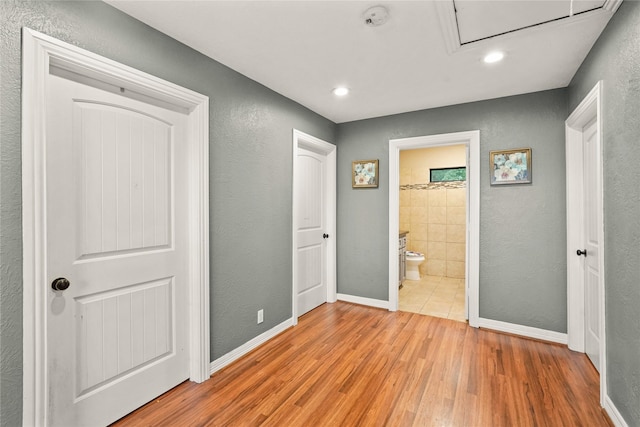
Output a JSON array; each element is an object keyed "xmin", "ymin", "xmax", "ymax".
[
  {"xmin": 576, "ymin": 249, "xmax": 587, "ymax": 257},
  {"xmin": 323, "ymin": 233, "xmax": 329, "ymax": 239},
  {"xmin": 51, "ymin": 277, "xmax": 70, "ymax": 291}
]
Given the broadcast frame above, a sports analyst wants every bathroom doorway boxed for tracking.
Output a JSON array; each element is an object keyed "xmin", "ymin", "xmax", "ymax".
[
  {"xmin": 398, "ymin": 146, "xmax": 467, "ymax": 321},
  {"xmin": 388, "ymin": 131, "xmax": 480, "ymax": 327}
]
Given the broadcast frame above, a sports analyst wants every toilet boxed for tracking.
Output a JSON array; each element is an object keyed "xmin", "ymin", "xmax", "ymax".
[{"xmin": 405, "ymin": 251, "xmax": 425, "ymax": 280}]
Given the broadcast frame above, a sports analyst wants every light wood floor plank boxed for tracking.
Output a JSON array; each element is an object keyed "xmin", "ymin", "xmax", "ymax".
[{"xmin": 112, "ymin": 302, "xmax": 611, "ymax": 427}]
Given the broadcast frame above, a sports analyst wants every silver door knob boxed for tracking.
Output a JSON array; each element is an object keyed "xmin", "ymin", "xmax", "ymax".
[{"xmin": 51, "ymin": 277, "xmax": 70, "ymax": 291}]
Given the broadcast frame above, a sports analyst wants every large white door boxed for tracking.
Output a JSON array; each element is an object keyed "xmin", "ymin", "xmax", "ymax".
[
  {"xmin": 295, "ymin": 148, "xmax": 328, "ymax": 316},
  {"xmin": 45, "ymin": 70, "xmax": 190, "ymax": 426},
  {"xmin": 582, "ymin": 119, "xmax": 601, "ymax": 371}
]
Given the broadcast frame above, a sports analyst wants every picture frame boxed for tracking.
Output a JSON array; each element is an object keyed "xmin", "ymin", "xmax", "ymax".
[
  {"xmin": 352, "ymin": 159, "xmax": 379, "ymax": 188},
  {"xmin": 490, "ymin": 148, "xmax": 532, "ymax": 185}
]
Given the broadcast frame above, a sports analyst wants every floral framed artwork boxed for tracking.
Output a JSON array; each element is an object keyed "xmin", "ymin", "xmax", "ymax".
[
  {"xmin": 490, "ymin": 148, "xmax": 532, "ymax": 185},
  {"xmin": 352, "ymin": 159, "xmax": 379, "ymax": 188}
]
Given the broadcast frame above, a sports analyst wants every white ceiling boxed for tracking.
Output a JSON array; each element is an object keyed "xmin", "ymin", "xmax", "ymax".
[{"xmin": 105, "ymin": 0, "xmax": 620, "ymax": 123}]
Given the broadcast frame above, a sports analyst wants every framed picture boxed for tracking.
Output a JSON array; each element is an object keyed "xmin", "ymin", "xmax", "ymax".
[
  {"xmin": 490, "ymin": 148, "xmax": 532, "ymax": 185},
  {"xmin": 352, "ymin": 159, "xmax": 379, "ymax": 188}
]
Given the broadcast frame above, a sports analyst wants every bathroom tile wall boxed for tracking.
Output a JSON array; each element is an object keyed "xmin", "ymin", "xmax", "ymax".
[{"xmin": 400, "ymin": 170, "xmax": 466, "ymax": 279}]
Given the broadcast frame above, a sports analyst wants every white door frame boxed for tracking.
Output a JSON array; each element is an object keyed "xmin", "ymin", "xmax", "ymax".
[
  {"xmin": 21, "ymin": 28, "xmax": 210, "ymax": 426},
  {"xmin": 388, "ymin": 131, "xmax": 480, "ymax": 327},
  {"xmin": 565, "ymin": 81, "xmax": 606, "ymax": 403},
  {"xmin": 292, "ymin": 130, "xmax": 337, "ymax": 325}
]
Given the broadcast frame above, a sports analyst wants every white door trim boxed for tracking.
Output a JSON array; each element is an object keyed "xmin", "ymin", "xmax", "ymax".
[
  {"xmin": 565, "ymin": 81, "xmax": 606, "ymax": 404},
  {"xmin": 21, "ymin": 28, "xmax": 210, "ymax": 426},
  {"xmin": 388, "ymin": 131, "xmax": 480, "ymax": 327},
  {"xmin": 292, "ymin": 130, "xmax": 336, "ymax": 325}
]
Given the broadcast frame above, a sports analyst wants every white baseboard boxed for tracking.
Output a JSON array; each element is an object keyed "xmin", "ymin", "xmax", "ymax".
[
  {"xmin": 337, "ymin": 293, "xmax": 389, "ymax": 310},
  {"xmin": 209, "ymin": 318, "xmax": 294, "ymax": 375},
  {"xmin": 604, "ymin": 394, "xmax": 629, "ymax": 427},
  {"xmin": 477, "ymin": 317, "xmax": 568, "ymax": 345}
]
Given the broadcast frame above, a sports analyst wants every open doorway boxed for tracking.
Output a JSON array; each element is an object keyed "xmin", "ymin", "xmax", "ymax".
[
  {"xmin": 398, "ymin": 146, "xmax": 467, "ymax": 321},
  {"xmin": 388, "ymin": 131, "xmax": 480, "ymax": 327}
]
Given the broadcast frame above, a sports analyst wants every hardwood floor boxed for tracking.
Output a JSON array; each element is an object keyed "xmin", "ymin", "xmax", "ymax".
[{"xmin": 112, "ymin": 302, "xmax": 611, "ymax": 427}]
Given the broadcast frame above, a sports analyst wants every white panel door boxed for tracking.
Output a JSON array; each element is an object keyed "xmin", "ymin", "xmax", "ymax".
[
  {"xmin": 295, "ymin": 148, "xmax": 327, "ymax": 316},
  {"xmin": 46, "ymin": 71, "xmax": 189, "ymax": 426},
  {"xmin": 582, "ymin": 119, "xmax": 601, "ymax": 371}
]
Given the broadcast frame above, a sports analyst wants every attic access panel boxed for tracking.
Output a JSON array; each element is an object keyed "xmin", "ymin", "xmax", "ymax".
[{"xmin": 454, "ymin": 0, "xmax": 606, "ymax": 44}]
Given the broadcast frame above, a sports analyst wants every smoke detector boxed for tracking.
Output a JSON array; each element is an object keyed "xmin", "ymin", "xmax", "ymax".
[{"xmin": 363, "ymin": 5, "xmax": 389, "ymax": 27}]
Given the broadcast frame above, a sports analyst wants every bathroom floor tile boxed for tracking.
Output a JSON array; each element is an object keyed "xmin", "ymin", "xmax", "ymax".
[
  {"xmin": 399, "ymin": 275, "xmax": 466, "ymax": 323},
  {"xmin": 409, "ymin": 288, "xmax": 435, "ymax": 298},
  {"xmin": 448, "ymin": 312, "xmax": 467, "ymax": 322},
  {"xmin": 426, "ymin": 295, "xmax": 453, "ymax": 305},
  {"xmin": 421, "ymin": 310, "xmax": 450, "ymax": 319},
  {"xmin": 422, "ymin": 300, "xmax": 452, "ymax": 313},
  {"xmin": 433, "ymin": 287, "xmax": 458, "ymax": 298},
  {"xmin": 399, "ymin": 304, "xmax": 424, "ymax": 314},
  {"xmin": 401, "ymin": 279, "xmax": 421, "ymax": 287}
]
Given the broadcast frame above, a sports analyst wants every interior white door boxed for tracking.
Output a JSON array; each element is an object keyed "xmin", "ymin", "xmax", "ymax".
[
  {"xmin": 295, "ymin": 148, "xmax": 327, "ymax": 316},
  {"xmin": 582, "ymin": 118, "xmax": 601, "ymax": 371},
  {"xmin": 45, "ymin": 70, "xmax": 190, "ymax": 426}
]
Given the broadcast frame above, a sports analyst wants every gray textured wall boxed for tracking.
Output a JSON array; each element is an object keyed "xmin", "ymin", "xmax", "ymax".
[
  {"xmin": 336, "ymin": 89, "xmax": 568, "ymax": 328},
  {"xmin": 568, "ymin": 2, "xmax": 640, "ymax": 425},
  {"xmin": 0, "ymin": 2, "xmax": 335, "ymax": 425}
]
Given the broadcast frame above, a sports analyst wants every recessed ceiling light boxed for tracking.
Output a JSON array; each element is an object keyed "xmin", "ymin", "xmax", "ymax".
[
  {"xmin": 332, "ymin": 87, "xmax": 350, "ymax": 97},
  {"xmin": 483, "ymin": 51, "xmax": 505, "ymax": 64}
]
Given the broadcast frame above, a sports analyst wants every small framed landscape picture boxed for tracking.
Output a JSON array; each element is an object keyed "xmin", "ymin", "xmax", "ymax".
[
  {"xmin": 352, "ymin": 159, "xmax": 379, "ymax": 188},
  {"xmin": 490, "ymin": 148, "xmax": 532, "ymax": 185}
]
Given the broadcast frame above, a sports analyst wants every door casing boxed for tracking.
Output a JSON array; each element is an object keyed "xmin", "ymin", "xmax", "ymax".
[
  {"xmin": 565, "ymin": 81, "xmax": 606, "ymax": 404},
  {"xmin": 388, "ymin": 131, "xmax": 480, "ymax": 327},
  {"xmin": 21, "ymin": 28, "xmax": 210, "ymax": 426},
  {"xmin": 292, "ymin": 130, "xmax": 337, "ymax": 324}
]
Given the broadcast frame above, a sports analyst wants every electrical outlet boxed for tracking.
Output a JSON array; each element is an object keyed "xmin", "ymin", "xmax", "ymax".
[{"xmin": 257, "ymin": 309, "xmax": 264, "ymax": 324}]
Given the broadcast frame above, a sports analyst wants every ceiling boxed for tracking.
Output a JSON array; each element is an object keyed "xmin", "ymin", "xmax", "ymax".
[{"xmin": 105, "ymin": 0, "xmax": 621, "ymax": 123}]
